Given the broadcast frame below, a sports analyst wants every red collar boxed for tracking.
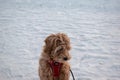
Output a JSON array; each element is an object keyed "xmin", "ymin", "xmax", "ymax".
[{"xmin": 48, "ymin": 60, "xmax": 63, "ymax": 77}]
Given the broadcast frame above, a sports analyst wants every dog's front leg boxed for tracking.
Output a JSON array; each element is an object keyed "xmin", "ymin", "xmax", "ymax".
[
  {"xmin": 59, "ymin": 63, "xmax": 70, "ymax": 80},
  {"xmin": 39, "ymin": 59, "xmax": 53, "ymax": 80}
]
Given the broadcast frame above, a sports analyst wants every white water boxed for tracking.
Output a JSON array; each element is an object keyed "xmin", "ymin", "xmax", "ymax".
[{"xmin": 0, "ymin": 0, "xmax": 120, "ymax": 80}]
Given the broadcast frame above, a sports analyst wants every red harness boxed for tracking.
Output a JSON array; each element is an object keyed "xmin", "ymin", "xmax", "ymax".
[{"xmin": 48, "ymin": 60, "xmax": 63, "ymax": 77}]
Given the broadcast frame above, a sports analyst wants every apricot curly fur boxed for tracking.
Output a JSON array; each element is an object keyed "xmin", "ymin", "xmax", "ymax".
[{"xmin": 38, "ymin": 33, "xmax": 71, "ymax": 80}]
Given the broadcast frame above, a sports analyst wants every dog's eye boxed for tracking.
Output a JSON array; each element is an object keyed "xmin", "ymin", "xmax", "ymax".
[{"xmin": 58, "ymin": 56, "xmax": 62, "ymax": 59}]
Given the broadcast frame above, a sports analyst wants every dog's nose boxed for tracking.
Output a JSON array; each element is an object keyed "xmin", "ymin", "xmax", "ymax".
[{"xmin": 63, "ymin": 57, "xmax": 68, "ymax": 61}]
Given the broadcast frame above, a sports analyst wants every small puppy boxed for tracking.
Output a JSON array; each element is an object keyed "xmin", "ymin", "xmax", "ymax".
[{"xmin": 39, "ymin": 33, "xmax": 71, "ymax": 80}]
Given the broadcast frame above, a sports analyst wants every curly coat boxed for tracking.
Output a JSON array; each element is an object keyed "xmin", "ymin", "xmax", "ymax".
[{"xmin": 38, "ymin": 33, "xmax": 71, "ymax": 80}]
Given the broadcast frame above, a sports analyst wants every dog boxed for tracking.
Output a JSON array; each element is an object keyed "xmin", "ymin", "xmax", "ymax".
[{"xmin": 39, "ymin": 33, "xmax": 71, "ymax": 80}]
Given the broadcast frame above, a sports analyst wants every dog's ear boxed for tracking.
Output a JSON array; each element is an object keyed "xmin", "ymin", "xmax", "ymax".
[
  {"xmin": 44, "ymin": 36, "xmax": 50, "ymax": 46},
  {"xmin": 45, "ymin": 34, "xmax": 55, "ymax": 45},
  {"xmin": 44, "ymin": 34, "xmax": 56, "ymax": 51}
]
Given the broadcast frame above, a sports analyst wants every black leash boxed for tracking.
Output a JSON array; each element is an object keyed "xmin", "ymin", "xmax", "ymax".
[{"xmin": 70, "ymin": 69, "xmax": 75, "ymax": 80}]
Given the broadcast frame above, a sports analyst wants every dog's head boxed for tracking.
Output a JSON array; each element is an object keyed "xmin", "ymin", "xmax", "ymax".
[{"xmin": 44, "ymin": 33, "xmax": 71, "ymax": 62}]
